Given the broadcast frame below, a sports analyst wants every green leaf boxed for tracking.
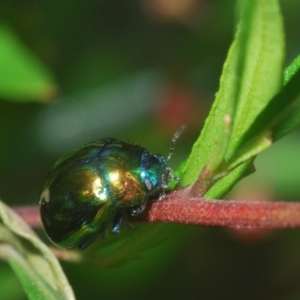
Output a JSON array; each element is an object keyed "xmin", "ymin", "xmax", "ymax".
[
  {"xmin": 235, "ymin": 69, "xmax": 300, "ymax": 155},
  {"xmin": 0, "ymin": 200, "xmax": 75, "ymax": 300},
  {"xmin": 225, "ymin": 0, "xmax": 284, "ymax": 158},
  {"xmin": 74, "ymin": 223, "xmax": 184, "ymax": 267},
  {"xmin": 284, "ymin": 54, "xmax": 300, "ymax": 84},
  {"xmin": 60, "ymin": 223, "xmax": 182, "ymax": 267},
  {"xmin": 0, "ymin": 267, "xmax": 25, "ymax": 300},
  {"xmin": 0, "ymin": 24, "xmax": 57, "ymax": 102},
  {"xmin": 180, "ymin": 0, "xmax": 284, "ymax": 198},
  {"xmin": 217, "ymin": 30, "xmax": 300, "ymax": 178}
]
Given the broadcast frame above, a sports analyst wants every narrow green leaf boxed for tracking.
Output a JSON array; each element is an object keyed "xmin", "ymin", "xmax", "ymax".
[
  {"xmin": 284, "ymin": 54, "xmax": 300, "ymax": 84},
  {"xmin": 180, "ymin": 0, "xmax": 284, "ymax": 198},
  {"xmin": 235, "ymin": 69, "xmax": 300, "ymax": 154},
  {"xmin": 227, "ymin": 130, "xmax": 272, "ymax": 172},
  {"xmin": 226, "ymin": 0, "xmax": 284, "ymax": 158},
  {"xmin": 1, "ymin": 245, "xmax": 65, "ymax": 300},
  {"xmin": 205, "ymin": 160, "xmax": 255, "ymax": 199},
  {"xmin": 0, "ymin": 24, "xmax": 57, "ymax": 102},
  {"xmin": 0, "ymin": 200, "xmax": 75, "ymax": 300},
  {"xmin": 216, "ymin": 50, "xmax": 300, "ymax": 174}
]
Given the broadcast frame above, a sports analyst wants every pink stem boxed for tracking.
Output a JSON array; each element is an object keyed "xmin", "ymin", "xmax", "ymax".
[
  {"xmin": 13, "ymin": 205, "xmax": 41, "ymax": 229},
  {"xmin": 13, "ymin": 186, "xmax": 300, "ymax": 229},
  {"xmin": 145, "ymin": 187, "xmax": 300, "ymax": 228}
]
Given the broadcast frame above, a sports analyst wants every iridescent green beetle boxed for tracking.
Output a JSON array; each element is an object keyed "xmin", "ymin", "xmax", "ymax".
[{"xmin": 39, "ymin": 127, "xmax": 184, "ymax": 250}]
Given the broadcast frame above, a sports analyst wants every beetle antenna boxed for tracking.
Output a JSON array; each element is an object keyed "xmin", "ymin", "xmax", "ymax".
[{"xmin": 167, "ymin": 125, "xmax": 186, "ymax": 161}]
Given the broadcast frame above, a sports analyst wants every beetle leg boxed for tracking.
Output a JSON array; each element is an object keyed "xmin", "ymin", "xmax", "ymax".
[
  {"xmin": 159, "ymin": 190, "xmax": 166, "ymax": 200},
  {"xmin": 111, "ymin": 209, "xmax": 134, "ymax": 233},
  {"xmin": 111, "ymin": 209, "xmax": 125, "ymax": 233},
  {"xmin": 78, "ymin": 235, "xmax": 97, "ymax": 250},
  {"xmin": 129, "ymin": 195, "xmax": 150, "ymax": 216}
]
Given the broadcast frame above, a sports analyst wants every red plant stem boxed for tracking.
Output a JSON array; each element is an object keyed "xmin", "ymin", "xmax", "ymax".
[
  {"xmin": 13, "ymin": 186, "xmax": 300, "ymax": 229},
  {"xmin": 13, "ymin": 205, "xmax": 41, "ymax": 229},
  {"xmin": 145, "ymin": 186, "xmax": 300, "ymax": 228}
]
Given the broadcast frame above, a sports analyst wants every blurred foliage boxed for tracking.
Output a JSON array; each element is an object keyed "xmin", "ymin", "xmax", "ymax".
[
  {"xmin": 0, "ymin": 24, "xmax": 56, "ymax": 102},
  {"xmin": 1, "ymin": 0, "xmax": 300, "ymax": 299}
]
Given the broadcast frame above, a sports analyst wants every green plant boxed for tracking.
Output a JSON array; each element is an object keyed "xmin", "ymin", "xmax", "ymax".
[{"xmin": 1, "ymin": 0, "xmax": 300, "ymax": 299}]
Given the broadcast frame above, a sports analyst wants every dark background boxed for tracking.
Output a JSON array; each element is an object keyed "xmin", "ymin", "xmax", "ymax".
[{"xmin": 1, "ymin": 1, "xmax": 300, "ymax": 299}]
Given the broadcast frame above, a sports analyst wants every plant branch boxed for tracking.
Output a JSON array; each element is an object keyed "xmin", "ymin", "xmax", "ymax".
[
  {"xmin": 13, "ymin": 187, "xmax": 300, "ymax": 230},
  {"xmin": 145, "ymin": 186, "xmax": 300, "ymax": 228},
  {"xmin": 13, "ymin": 205, "xmax": 41, "ymax": 229}
]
